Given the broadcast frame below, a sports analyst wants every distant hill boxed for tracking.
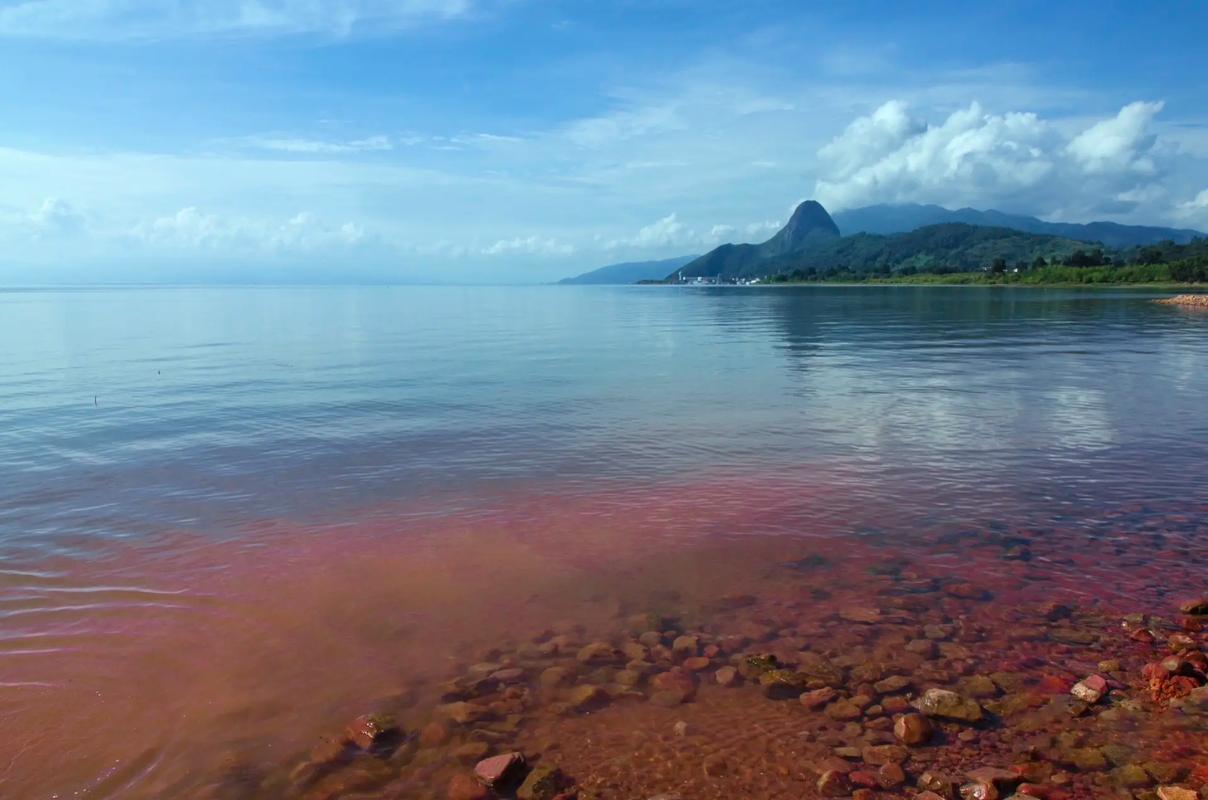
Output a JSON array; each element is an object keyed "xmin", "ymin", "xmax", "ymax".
[
  {"xmin": 559, "ymin": 254, "xmax": 697, "ymax": 285},
  {"xmin": 833, "ymin": 203, "xmax": 1204, "ymax": 248},
  {"xmin": 674, "ymin": 199, "xmax": 1092, "ymax": 280},
  {"xmin": 677, "ymin": 201, "xmax": 839, "ymax": 278}
]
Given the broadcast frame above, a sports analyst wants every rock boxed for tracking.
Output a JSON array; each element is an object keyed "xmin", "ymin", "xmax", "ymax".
[
  {"xmin": 825, "ymin": 699, "xmax": 863, "ymax": 720},
  {"xmin": 682, "ymin": 656, "xmax": 711, "ymax": 672},
  {"xmin": 475, "ymin": 752, "xmax": 526, "ymax": 789},
  {"xmin": 651, "ymin": 668, "xmax": 698, "ymax": 702},
  {"xmin": 419, "ymin": 721, "xmax": 449, "ymax": 748},
  {"xmin": 715, "ymin": 666, "xmax": 739, "ymax": 687},
  {"xmin": 673, "ymin": 720, "xmax": 689, "ymax": 737},
  {"xmin": 1178, "ymin": 598, "xmax": 1208, "ymax": 615},
  {"xmin": 894, "ymin": 713, "xmax": 933, "ymax": 745},
  {"xmin": 874, "ymin": 675, "xmax": 912, "ymax": 694},
  {"xmin": 863, "ymin": 744, "xmax": 908, "ymax": 765},
  {"xmin": 1156, "ymin": 788, "xmax": 1198, "ymax": 800},
  {"xmin": 958, "ymin": 781, "xmax": 997, "ymax": 799},
  {"xmin": 1070, "ymin": 674, "xmax": 1108, "ymax": 704},
  {"xmin": 1112, "ymin": 763, "xmax": 1152, "ymax": 788},
  {"xmin": 576, "ymin": 642, "xmax": 621, "ymax": 664},
  {"xmin": 738, "ymin": 653, "xmax": 779, "ymax": 679},
  {"xmin": 437, "ymin": 702, "xmax": 491, "ymax": 725},
  {"xmin": 916, "ymin": 794, "xmax": 947, "ymax": 800},
  {"xmin": 649, "ymin": 690, "xmax": 689, "ymax": 707},
  {"xmin": 800, "ymin": 687, "xmax": 838, "ymax": 709},
  {"xmin": 877, "ymin": 762, "xmax": 905, "ymax": 788},
  {"xmin": 918, "ymin": 770, "xmax": 958, "ymax": 798},
  {"xmin": 839, "ymin": 605, "xmax": 883, "ymax": 623},
  {"xmin": 759, "ymin": 669, "xmax": 808, "ymax": 699},
  {"xmin": 448, "ymin": 774, "xmax": 489, "ymax": 800},
  {"xmin": 817, "ymin": 769, "xmax": 851, "ymax": 796},
  {"xmin": 517, "ymin": 765, "xmax": 570, "ymax": 800},
  {"xmin": 539, "ymin": 666, "xmax": 574, "ymax": 689},
  {"xmin": 916, "ymin": 688, "xmax": 984, "ymax": 722},
  {"xmin": 672, "ymin": 635, "xmax": 699, "ymax": 657},
  {"xmin": 344, "ymin": 713, "xmax": 397, "ymax": 749},
  {"xmin": 567, "ymin": 685, "xmax": 609, "ymax": 712}
]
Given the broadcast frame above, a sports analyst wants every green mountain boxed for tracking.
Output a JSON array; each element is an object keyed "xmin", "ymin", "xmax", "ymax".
[
  {"xmin": 833, "ymin": 203, "xmax": 1204, "ymax": 248},
  {"xmin": 559, "ymin": 254, "xmax": 697, "ymax": 285},
  {"xmin": 674, "ymin": 200, "xmax": 1091, "ymax": 280},
  {"xmin": 677, "ymin": 201, "xmax": 839, "ymax": 278}
]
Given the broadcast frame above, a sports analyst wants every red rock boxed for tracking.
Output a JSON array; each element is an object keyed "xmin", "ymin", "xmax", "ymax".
[
  {"xmin": 1129, "ymin": 628, "xmax": 1157, "ymax": 644},
  {"xmin": 1070, "ymin": 674, "xmax": 1107, "ymax": 703},
  {"xmin": 475, "ymin": 752, "xmax": 526, "ymax": 789},
  {"xmin": 862, "ymin": 744, "xmax": 908, "ymax": 765},
  {"xmin": 1156, "ymin": 788, "xmax": 1199, "ymax": 800},
  {"xmin": 1035, "ymin": 674, "xmax": 1072, "ymax": 694},
  {"xmin": 894, "ymin": 712, "xmax": 933, "ymax": 745},
  {"xmin": 344, "ymin": 713, "xmax": 396, "ymax": 749},
  {"xmin": 877, "ymin": 762, "xmax": 905, "ymax": 788},
  {"xmin": 848, "ymin": 769, "xmax": 878, "ymax": 788},
  {"xmin": 816, "ymin": 769, "xmax": 851, "ymax": 796},
  {"xmin": 800, "ymin": 687, "xmax": 838, "ymax": 709},
  {"xmin": 651, "ymin": 668, "xmax": 698, "ymax": 700},
  {"xmin": 715, "ymin": 665, "xmax": 739, "ymax": 686},
  {"xmin": 960, "ymin": 781, "xmax": 998, "ymax": 799},
  {"xmin": 448, "ymin": 774, "xmax": 489, "ymax": 800},
  {"xmin": 682, "ymin": 656, "xmax": 711, "ymax": 672}
]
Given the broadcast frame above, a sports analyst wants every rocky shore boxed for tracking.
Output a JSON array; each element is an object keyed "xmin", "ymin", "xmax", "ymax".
[
  {"xmin": 263, "ymin": 546, "xmax": 1208, "ymax": 800},
  {"xmin": 1154, "ymin": 294, "xmax": 1208, "ymax": 308}
]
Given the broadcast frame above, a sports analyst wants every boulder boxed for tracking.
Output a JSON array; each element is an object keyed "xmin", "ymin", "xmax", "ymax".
[
  {"xmin": 474, "ymin": 752, "xmax": 526, "ymax": 789},
  {"xmin": 916, "ymin": 688, "xmax": 984, "ymax": 722}
]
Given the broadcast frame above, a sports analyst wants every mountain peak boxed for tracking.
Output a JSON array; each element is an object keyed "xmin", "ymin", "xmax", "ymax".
[{"xmin": 762, "ymin": 200, "xmax": 840, "ymax": 256}]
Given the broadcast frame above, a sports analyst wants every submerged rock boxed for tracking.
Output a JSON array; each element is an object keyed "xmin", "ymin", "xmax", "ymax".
[
  {"xmin": 759, "ymin": 669, "xmax": 808, "ymax": 699},
  {"xmin": 344, "ymin": 713, "xmax": 398, "ymax": 750},
  {"xmin": 816, "ymin": 768, "xmax": 851, "ymax": 797},
  {"xmin": 516, "ymin": 764, "xmax": 571, "ymax": 800},
  {"xmin": 474, "ymin": 752, "xmax": 526, "ymax": 789},
  {"xmin": 916, "ymin": 688, "xmax": 984, "ymax": 722},
  {"xmin": 1070, "ymin": 674, "xmax": 1108, "ymax": 704}
]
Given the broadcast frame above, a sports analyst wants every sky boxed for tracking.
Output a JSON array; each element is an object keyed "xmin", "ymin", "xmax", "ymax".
[{"xmin": 1, "ymin": 0, "xmax": 1207, "ymax": 284}]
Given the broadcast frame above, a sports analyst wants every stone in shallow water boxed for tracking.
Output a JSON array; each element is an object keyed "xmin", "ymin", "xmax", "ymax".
[
  {"xmin": 715, "ymin": 665, "xmax": 739, "ymax": 687},
  {"xmin": 1177, "ymin": 597, "xmax": 1208, "ymax": 615},
  {"xmin": 800, "ymin": 687, "xmax": 837, "ymax": 709},
  {"xmin": 516, "ymin": 764, "xmax": 570, "ymax": 800},
  {"xmin": 1070, "ymin": 674, "xmax": 1108, "ymax": 703},
  {"xmin": 344, "ymin": 713, "xmax": 397, "ymax": 749},
  {"xmin": 915, "ymin": 688, "xmax": 983, "ymax": 722},
  {"xmin": 1156, "ymin": 788, "xmax": 1198, "ymax": 800},
  {"xmin": 474, "ymin": 752, "xmax": 526, "ymax": 789},
  {"xmin": 816, "ymin": 768, "xmax": 851, "ymax": 796},
  {"xmin": 759, "ymin": 669, "xmax": 808, "ymax": 699},
  {"xmin": 567, "ymin": 685, "xmax": 608, "ymax": 712}
]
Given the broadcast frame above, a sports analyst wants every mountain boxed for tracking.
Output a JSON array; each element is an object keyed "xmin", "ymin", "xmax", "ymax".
[
  {"xmin": 672, "ymin": 199, "xmax": 1092, "ymax": 280},
  {"xmin": 559, "ymin": 254, "xmax": 697, "ymax": 285},
  {"xmin": 678, "ymin": 201, "xmax": 840, "ymax": 278},
  {"xmin": 833, "ymin": 203, "xmax": 1204, "ymax": 249}
]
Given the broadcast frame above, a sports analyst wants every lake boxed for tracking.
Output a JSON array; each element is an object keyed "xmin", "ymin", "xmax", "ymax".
[{"xmin": 1, "ymin": 285, "xmax": 1206, "ymax": 799}]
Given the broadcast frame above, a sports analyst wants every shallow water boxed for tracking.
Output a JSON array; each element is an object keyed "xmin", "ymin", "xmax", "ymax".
[{"xmin": 1, "ymin": 286, "xmax": 1206, "ymax": 799}]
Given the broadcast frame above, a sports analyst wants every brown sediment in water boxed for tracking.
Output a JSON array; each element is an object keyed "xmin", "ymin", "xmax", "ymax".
[
  {"xmin": 1154, "ymin": 294, "xmax": 1208, "ymax": 308},
  {"xmin": 2, "ymin": 478, "xmax": 1207, "ymax": 799}
]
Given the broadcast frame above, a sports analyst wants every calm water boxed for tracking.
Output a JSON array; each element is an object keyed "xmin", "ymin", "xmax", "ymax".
[{"xmin": 1, "ymin": 285, "xmax": 1207, "ymax": 798}]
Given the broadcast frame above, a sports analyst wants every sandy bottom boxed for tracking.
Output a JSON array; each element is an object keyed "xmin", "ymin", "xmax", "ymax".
[{"xmin": 1, "ymin": 475, "xmax": 1206, "ymax": 799}]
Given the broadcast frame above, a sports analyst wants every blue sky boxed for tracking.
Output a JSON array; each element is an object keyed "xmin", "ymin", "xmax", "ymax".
[{"xmin": 1, "ymin": 0, "xmax": 1207, "ymax": 284}]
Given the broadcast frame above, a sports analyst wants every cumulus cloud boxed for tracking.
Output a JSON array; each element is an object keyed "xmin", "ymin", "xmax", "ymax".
[
  {"xmin": 0, "ymin": 0, "xmax": 476, "ymax": 40},
  {"xmin": 1066, "ymin": 101, "xmax": 1163, "ymax": 175},
  {"xmin": 482, "ymin": 235, "xmax": 574, "ymax": 256},
  {"xmin": 29, "ymin": 197, "xmax": 85, "ymax": 237},
  {"xmin": 814, "ymin": 99, "xmax": 1174, "ymax": 220}
]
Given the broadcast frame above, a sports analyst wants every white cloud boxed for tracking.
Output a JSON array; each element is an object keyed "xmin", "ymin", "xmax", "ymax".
[
  {"xmin": 131, "ymin": 207, "xmax": 370, "ymax": 254},
  {"xmin": 482, "ymin": 235, "xmax": 574, "ymax": 256},
  {"xmin": 1066, "ymin": 101, "xmax": 1164, "ymax": 175},
  {"xmin": 29, "ymin": 197, "xmax": 85, "ymax": 237},
  {"xmin": 814, "ymin": 99, "xmax": 1180, "ymax": 221},
  {"xmin": 243, "ymin": 135, "xmax": 394, "ymax": 154},
  {"xmin": 0, "ymin": 0, "xmax": 476, "ymax": 39},
  {"xmin": 744, "ymin": 219, "xmax": 781, "ymax": 237}
]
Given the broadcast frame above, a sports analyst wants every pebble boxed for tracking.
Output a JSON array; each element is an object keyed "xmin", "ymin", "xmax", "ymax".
[
  {"xmin": 894, "ymin": 712, "xmax": 933, "ymax": 745},
  {"xmin": 916, "ymin": 687, "xmax": 984, "ymax": 722}
]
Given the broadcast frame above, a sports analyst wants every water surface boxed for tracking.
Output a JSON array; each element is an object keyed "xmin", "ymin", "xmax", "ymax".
[{"xmin": 1, "ymin": 286, "xmax": 1206, "ymax": 798}]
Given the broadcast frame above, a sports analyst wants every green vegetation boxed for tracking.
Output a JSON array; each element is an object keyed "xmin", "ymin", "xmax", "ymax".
[{"xmin": 758, "ymin": 229, "xmax": 1208, "ymax": 286}]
